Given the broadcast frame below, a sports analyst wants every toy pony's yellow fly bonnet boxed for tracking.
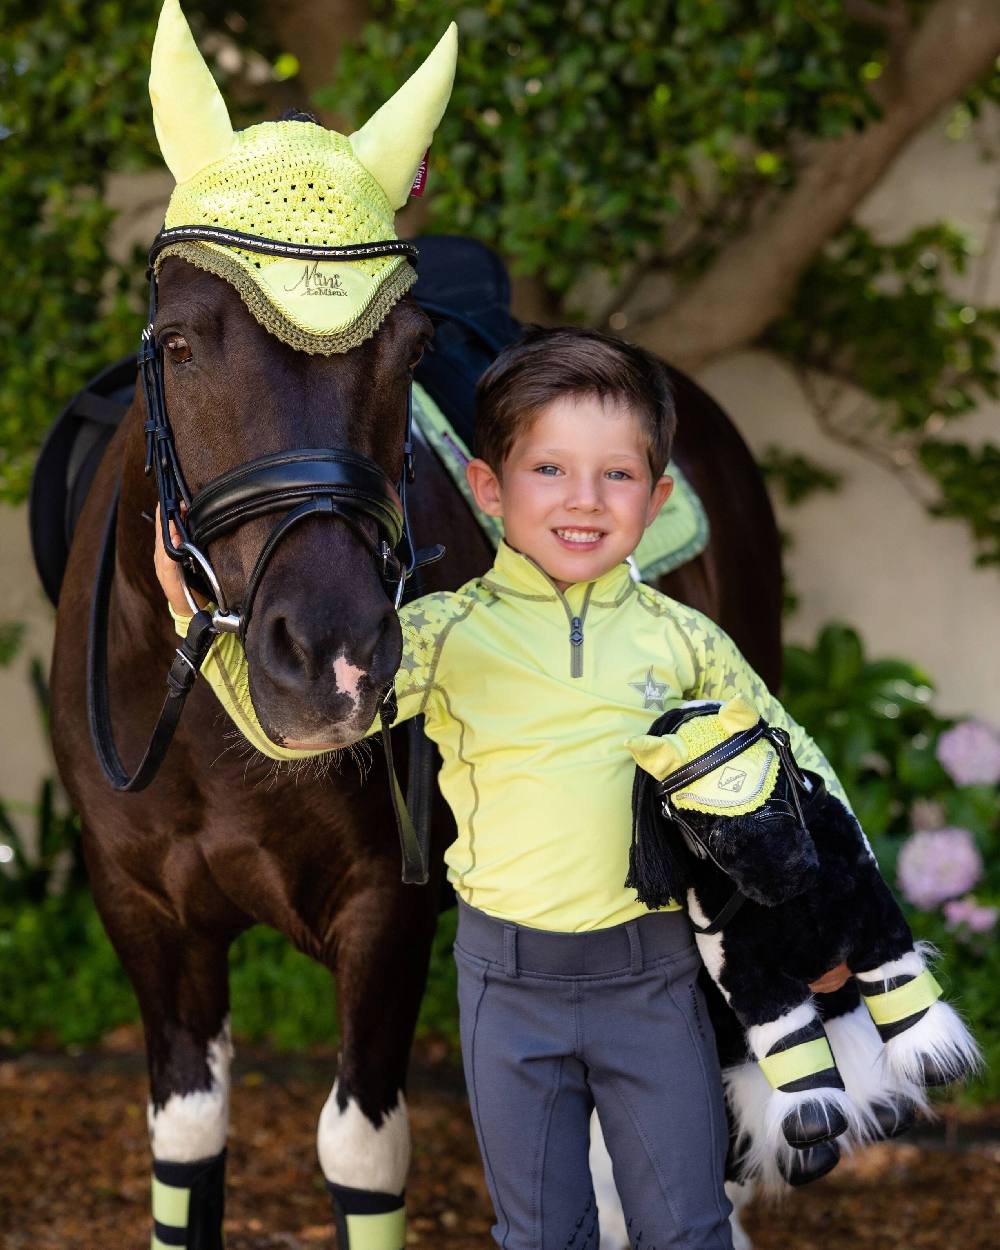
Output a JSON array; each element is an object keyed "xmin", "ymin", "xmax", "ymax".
[{"xmin": 149, "ymin": 0, "xmax": 457, "ymax": 352}]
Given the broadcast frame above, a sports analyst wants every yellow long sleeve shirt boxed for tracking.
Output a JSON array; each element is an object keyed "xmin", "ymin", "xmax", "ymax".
[{"xmin": 177, "ymin": 541, "xmax": 848, "ymax": 932}]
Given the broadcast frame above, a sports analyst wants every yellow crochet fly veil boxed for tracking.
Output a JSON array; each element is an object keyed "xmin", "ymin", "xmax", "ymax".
[
  {"xmin": 149, "ymin": 0, "xmax": 457, "ymax": 353},
  {"xmin": 627, "ymin": 698, "xmax": 781, "ymax": 817}
]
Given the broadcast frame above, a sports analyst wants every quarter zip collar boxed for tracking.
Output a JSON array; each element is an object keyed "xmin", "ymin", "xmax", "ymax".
[
  {"xmin": 482, "ymin": 542, "xmax": 636, "ymax": 678},
  {"xmin": 484, "ymin": 540, "xmax": 635, "ymax": 613}
]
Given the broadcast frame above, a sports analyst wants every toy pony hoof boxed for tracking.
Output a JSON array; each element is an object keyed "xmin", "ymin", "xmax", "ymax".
[
  {"xmin": 779, "ymin": 1139, "xmax": 840, "ymax": 1187},
  {"xmin": 782, "ymin": 1099, "xmax": 848, "ymax": 1148},
  {"xmin": 920, "ymin": 1049, "xmax": 975, "ymax": 1087},
  {"xmin": 871, "ymin": 1096, "xmax": 917, "ymax": 1140}
]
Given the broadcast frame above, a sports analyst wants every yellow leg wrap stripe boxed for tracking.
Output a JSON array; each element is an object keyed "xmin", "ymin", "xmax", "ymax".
[
  {"xmin": 758, "ymin": 1037, "xmax": 835, "ymax": 1090},
  {"xmin": 344, "ymin": 1207, "xmax": 406, "ymax": 1250},
  {"xmin": 152, "ymin": 1176, "xmax": 191, "ymax": 1228},
  {"xmin": 861, "ymin": 970, "xmax": 942, "ymax": 1026}
]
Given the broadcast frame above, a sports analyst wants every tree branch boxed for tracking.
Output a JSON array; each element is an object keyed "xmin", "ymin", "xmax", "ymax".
[{"xmin": 632, "ymin": 0, "xmax": 1000, "ymax": 372}]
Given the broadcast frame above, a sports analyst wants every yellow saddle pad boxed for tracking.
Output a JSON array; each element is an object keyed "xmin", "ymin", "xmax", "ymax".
[{"xmin": 411, "ymin": 383, "xmax": 710, "ymax": 579}]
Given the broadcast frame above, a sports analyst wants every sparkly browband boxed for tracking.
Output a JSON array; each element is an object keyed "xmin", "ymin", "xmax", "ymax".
[{"xmin": 149, "ymin": 225, "xmax": 419, "ymax": 268}]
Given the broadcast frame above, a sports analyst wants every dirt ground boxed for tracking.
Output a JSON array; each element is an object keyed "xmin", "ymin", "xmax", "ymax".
[{"xmin": 1, "ymin": 1039, "xmax": 997, "ymax": 1250}]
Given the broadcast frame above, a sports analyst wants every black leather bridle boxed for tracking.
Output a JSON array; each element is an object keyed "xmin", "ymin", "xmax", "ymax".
[
  {"xmin": 656, "ymin": 714, "xmax": 810, "ymax": 934},
  {"xmin": 87, "ymin": 226, "xmax": 441, "ymax": 882}
]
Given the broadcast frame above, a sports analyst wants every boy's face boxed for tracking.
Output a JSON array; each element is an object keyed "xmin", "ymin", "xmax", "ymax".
[{"xmin": 466, "ymin": 394, "xmax": 673, "ymax": 590}]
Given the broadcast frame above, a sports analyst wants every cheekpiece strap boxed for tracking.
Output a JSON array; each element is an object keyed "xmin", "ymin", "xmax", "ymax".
[{"xmin": 149, "ymin": 225, "xmax": 419, "ymax": 269}]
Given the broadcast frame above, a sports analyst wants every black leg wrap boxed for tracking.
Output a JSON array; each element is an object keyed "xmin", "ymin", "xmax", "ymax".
[
  {"xmin": 326, "ymin": 1181, "xmax": 405, "ymax": 1250},
  {"xmin": 152, "ymin": 1150, "xmax": 226, "ymax": 1250}
]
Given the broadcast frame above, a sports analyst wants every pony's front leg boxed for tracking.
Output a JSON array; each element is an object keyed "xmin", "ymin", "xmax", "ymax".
[
  {"xmin": 318, "ymin": 885, "xmax": 437, "ymax": 1250},
  {"xmin": 109, "ymin": 914, "xmax": 233, "ymax": 1250},
  {"xmin": 854, "ymin": 945, "xmax": 980, "ymax": 1089}
]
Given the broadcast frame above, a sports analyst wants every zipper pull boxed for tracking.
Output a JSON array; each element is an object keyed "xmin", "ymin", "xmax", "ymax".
[{"xmin": 569, "ymin": 616, "xmax": 584, "ymax": 678}]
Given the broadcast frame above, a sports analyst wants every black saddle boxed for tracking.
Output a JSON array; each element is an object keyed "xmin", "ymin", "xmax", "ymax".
[{"xmin": 29, "ymin": 235, "xmax": 523, "ymax": 607}]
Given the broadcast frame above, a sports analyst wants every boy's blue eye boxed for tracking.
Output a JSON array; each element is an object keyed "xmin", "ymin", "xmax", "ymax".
[
  {"xmin": 535, "ymin": 464, "xmax": 561, "ymax": 475},
  {"xmin": 606, "ymin": 470, "xmax": 632, "ymax": 480}
]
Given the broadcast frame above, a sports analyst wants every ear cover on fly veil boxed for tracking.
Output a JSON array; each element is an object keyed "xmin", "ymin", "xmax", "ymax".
[{"xmin": 148, "ymin": 0, "xmax": 458, "ymax": 353}]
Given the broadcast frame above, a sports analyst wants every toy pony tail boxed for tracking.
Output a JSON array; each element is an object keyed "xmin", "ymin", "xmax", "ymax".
[{"xmin": 626, "ymin": 755, "xmax": 688, "ymax": 909}]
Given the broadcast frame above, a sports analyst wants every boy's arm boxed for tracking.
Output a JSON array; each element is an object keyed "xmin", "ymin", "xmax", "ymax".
[{"xmin": 673, "ymin": 605, "xmax": 853, "ymax": 812}]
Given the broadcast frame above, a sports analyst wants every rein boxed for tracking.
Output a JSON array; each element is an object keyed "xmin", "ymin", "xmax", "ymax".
[
  {"xmin": 657, "ymin": 718, "xmax": 810, "ymax": 934},
  {"xmin": 87, "ymin": 227, "xmax": 441, "ymax": 883}
]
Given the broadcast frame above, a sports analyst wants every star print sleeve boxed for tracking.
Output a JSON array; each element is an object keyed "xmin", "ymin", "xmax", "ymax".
[
  {"xmin": 169, "ymin": 593, "xmax": 454, "ymax": 761},
  {"xmin": 674, "ymin": 605, "xmax": 853, "ymax": 811}
]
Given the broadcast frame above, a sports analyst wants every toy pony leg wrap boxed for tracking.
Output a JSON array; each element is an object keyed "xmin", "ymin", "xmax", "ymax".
[
  {"xmin": 855, "ymin": 945, "xmax": 981, "ymax": 1088},
  {"xmin": 747, "ymin": 1005, "xmax": 860, "ymax": 1154}
]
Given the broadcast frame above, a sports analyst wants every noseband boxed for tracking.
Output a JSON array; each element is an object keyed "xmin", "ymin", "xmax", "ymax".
[{"xmin": 87, "ymin": 227, "xmax": 439, "ymax": 882}]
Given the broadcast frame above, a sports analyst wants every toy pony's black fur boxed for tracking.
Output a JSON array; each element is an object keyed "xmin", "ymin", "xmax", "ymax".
[{"xmin": 630, "ymin": 706, "xmax": 910, "ymax": 1027}]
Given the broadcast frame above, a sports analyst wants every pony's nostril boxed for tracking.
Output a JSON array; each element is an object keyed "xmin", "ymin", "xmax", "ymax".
[{"xmin": 267, "ymin": 614, "xmax": 315, "ymax": 682}]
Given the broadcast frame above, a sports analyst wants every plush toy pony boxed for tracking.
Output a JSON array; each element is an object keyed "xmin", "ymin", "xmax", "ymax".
[{"xmin": 626, "ymin": 698, "xmax": 980, "ymax": 1190}]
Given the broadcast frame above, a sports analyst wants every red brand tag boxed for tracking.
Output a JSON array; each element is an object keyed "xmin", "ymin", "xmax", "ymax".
[{"xmin": 410, "ymin": 150, "xmax": 429, "ymax": 197}]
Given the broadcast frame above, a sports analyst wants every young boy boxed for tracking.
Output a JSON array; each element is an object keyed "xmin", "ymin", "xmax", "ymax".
[{"xmin": 159, "ymin": 326, "xmax": 850, "ymax": 1250}]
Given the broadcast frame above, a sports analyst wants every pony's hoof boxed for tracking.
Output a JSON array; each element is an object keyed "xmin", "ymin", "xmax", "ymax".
[
  {"xmin": 922, "ymin": 1052, "xmax": 972, "ymax": 1087},
  {"xmin": 779, "ymin": 1140, "xmax": 840, "ymax": 1187},
  {"xmin": 782, "ymin": 1099, "xmax": 848, "ymax": 1148},
  {"xmin": 872, "ymin": 1097, "xmax": 917, "ymax": 1139}
]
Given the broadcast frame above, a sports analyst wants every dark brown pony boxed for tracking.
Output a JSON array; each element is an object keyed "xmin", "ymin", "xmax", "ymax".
[{"xmin": 48, "ymin": 249, "xmax": 780, "ymax": 1248}]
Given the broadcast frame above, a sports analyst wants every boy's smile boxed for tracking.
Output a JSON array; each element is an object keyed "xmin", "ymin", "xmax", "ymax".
[{"xmin": 466, "ymin": 393, "xmax": 673, "ymax": 590}]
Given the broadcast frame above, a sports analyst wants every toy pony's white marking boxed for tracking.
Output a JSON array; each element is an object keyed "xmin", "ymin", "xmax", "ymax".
[
  {"xmin": 825, "ymin": 1001, "xmax": 928, "ymax": 1124},
  {"xmin": 588, "ymin": 1108, "xmax": 754, "ymax": 1249},
  {"xmin": 317, "ymin": 1081, "xmax": 410, "ymax": 1193},
  {"xmin": 854, "ymin": 948, "xmax": 926, "ymax": 982},
  {"xmin": 148, "ymin": 1021, "xmax": 232, "ymax": 1162},
  {"xmin": 687, "ymin": 889, "xmax": 729, "ymax": 1000}
]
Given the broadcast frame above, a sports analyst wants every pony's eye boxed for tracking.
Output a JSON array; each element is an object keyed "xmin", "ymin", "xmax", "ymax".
[
  {"xmin": 407, "ymin": 343, "xmax": 425, "ymax": 372},
  {"xmin": 164, "ymin": 333, "xmax": 193, "ymax": 364}
]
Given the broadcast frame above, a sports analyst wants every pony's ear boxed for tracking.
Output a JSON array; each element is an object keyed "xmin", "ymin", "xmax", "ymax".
[
  {"xmin": 626, "ymin": 734, "xmax": 688, "ymax": 781},
  {"xmin": 718, "ymin": 696, "xmax": 759, "ymax": 735},
  {"xmin": 349, "ymin": 23, "xmax": 458, "ymax": 210},
  {"xmin": 150, "ymin": 0, "xmax": 235, "ymax": 184}
]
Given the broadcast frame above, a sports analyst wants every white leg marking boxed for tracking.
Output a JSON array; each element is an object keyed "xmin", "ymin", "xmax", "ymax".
[
  {"xmin": 148, "ymin": 1020, "xmax": 233, "ymax": 1163},
  {"xmin": 588, "ymin": 1109, "xmax": 628, "ymax": 1250},
  {"xmin": 746, "ymin": 1002, "xmax": 816, "ymax": 1060},
  {"xmin": 855, "ymin": 947, "xmax": 926, "ymax": 982},
  {"xmin": 317, "ymin": 1081, "xmax": 410, "ymax": 1193}
]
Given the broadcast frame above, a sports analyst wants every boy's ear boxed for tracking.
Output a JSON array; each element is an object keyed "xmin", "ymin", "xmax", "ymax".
[
  {"xmin": 466, "ymin": 458, "xmax": 504, "ymax": 517},
  {"xmin": 645, "ymin": 474, "xmax": 673, "ymax": 527}
]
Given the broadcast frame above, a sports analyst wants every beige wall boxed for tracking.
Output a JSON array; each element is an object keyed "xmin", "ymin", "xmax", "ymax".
[
  {"xmin": 2, "ymin": 105, "xmax": 998, "ymax": 840},
  {"xmin": 698, "ymin": 104, "xmax": 1000, "ymax": 719}
]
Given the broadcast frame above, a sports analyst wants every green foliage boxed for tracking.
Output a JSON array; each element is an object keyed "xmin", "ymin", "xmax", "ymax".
[
  {"xmin": 0, "ymin": 0, "xmax": 264, "ymax": 503},
  {"xmin": 771, "ymin": 224, "xmax": 1000, "ymax": 564},
  {"xmin": 0, "ymin": 620, "xmax": 24, "ymax": 667},
  {"xmin": 329, "ymin": 0, "xmax": 879, "ymax": 292},
  {"xmin": 759, "ymin": 447, "xmax": 842, "ymax": 507}
]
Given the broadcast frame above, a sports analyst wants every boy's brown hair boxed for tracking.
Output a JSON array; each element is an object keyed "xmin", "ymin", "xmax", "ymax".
[{"xmin": 474, "ymin": 326, "xmax": 676, "ymax": 479}]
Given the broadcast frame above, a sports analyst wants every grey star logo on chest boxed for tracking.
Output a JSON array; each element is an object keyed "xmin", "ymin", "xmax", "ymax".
[{"xmin": 628, "ymin": 667, "xmax": 669, "ymax": 710}]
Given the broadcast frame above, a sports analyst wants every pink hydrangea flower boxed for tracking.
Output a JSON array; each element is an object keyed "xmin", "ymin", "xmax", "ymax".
[
  {"xmin": 943, "ymin": 896, "xmax": 998, "ymax": 935},
  {"xmin": 896, "ymin": 828, "xmax": 983, "ymax": 910},
  {"xmin": 935, "ymin": 720, "xmax": 1000, "ymax": 787}
]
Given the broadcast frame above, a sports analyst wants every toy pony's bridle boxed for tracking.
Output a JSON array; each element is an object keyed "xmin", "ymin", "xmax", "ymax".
[
  {"xmin": 87, "ymin": 226, "xmax": 441, "ymax": 882},
  {"xmin": 657, "ymin": 717, "xmax": 811, "ymax": 933}
]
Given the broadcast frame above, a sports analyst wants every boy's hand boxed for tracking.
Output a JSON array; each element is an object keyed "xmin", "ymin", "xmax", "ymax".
[
  {"xmin": 154, "ymin": 504, "xmax": 207, "ymax": 618},
  {"xmin": 808, "ymin": 962, "xmax": 851, "ymax": 994}
]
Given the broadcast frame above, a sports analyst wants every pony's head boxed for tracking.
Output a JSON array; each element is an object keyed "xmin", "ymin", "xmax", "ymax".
[
  {"xmin": 144, "ymin": 0, "xmax": 456, "ymax": 751},
  {"xmin": 627, "ymin": 699, "xmax": 820, "ymax": 906}
]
